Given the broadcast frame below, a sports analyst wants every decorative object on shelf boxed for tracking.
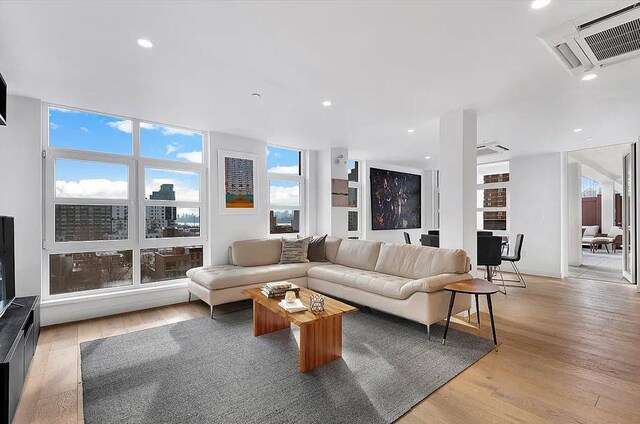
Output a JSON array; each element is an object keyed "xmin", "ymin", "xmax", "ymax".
[
  {"xmin": 309, "ymin": 293, "xmax": 325, "ymax": 313},
  {"xmin": 218, "ymin": 149, "xmax": 259, "ymax": 214},
  {"xmin": 370, "ymin": 167, "xmax": 421, "ymax": 230},
  {"xmin": 331, "ymin": 178, "xmax": 348, "ymax": 207}
]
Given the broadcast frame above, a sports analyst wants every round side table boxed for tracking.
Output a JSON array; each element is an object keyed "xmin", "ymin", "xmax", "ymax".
[{"xmin": 443, "ymin": 278, "xmax": 500, "ymax": 350}]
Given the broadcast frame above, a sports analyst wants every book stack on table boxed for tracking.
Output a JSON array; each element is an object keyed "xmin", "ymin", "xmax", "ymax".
[{"xmin": 260, "ymin": 281, "xmax": 300, "ymax": 299}]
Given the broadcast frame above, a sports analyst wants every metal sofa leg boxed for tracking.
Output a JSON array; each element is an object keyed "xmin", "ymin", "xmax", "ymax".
[
  {"xmin": 426, "ymin": 325, "xmax": 431, "ymax": 341},
  {"xmin": 210, "ymin": 304, "xmax": 215, "ymax": 319},
  {"xmin": 188, "ymin": 292, "xmax": 192, "ymax": 303}
]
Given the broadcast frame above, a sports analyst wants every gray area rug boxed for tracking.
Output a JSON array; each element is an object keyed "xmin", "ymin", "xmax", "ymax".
[{"xmin": 81, "ymin": 308, "xmax": 494, "ymax": 424}]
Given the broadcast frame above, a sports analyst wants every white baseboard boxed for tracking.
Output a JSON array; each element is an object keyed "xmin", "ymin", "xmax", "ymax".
[{"xmin": 41, "ymin": 282, "xmax": 190, "ymax": 326}]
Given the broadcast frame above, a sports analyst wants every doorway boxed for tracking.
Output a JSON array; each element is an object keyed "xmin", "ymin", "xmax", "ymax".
[{"xmin": 566, "ymin": 143, "xmax": 636, "ymax": 284}]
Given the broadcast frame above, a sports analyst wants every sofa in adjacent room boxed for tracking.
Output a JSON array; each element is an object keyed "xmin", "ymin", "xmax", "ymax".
[{"xmin": 186, "ymin": 237, "xmax": 473, "ymax": 337}]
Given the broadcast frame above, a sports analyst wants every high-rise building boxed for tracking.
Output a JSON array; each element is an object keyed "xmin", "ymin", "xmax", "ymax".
[
  {"xmin": 55, "ymin": 205, "xmax": 128, "ymax": 242},
  {"xmin": 146, "ymin": 184, "xmax": 177, "ymax": 238},
  {"xmin": 225, "ymin": 157, "xmax": 253, "ymax": 195}
]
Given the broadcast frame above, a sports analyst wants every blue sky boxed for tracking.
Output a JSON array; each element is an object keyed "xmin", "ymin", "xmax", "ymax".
[
  {"xmin": 267, "ymin": 146, "xmax": 300, "ymax": 174},
  {"xmin": 50, "ymin": 107, "xmax": 202, "ymax": 200}
]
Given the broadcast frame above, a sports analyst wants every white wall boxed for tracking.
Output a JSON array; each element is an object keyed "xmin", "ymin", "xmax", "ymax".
[
  {"xmin": 209, "ymin": 131, "xmax": 269, "ymax": 265},
  {"xmin": 510, "ymin": 152, "xmax": 564, "ymax": 277},
  {"xmin": 0, "ymin": 95, "xmax": 42, "ymax": 297},
  {"xmin": 363, "ymin": 161, "xmax": 430, "ymax": 244},
  {"xmin": 567, "ymin": 161, "xmax": 582, "ymax": 266}
]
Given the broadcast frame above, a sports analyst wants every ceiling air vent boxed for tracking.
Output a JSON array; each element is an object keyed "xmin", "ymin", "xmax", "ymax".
[
  {"xmin": 538, "ymin": 1, "xmax": 640, "ymax": 77},
  {"xmin": 477, "ymin": 143, "xmax": 509, "ymax": 157}
]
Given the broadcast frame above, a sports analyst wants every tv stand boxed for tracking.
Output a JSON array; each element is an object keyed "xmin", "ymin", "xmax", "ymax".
[{"xmin": 0, "ymin": 296, "xmax": 40, "ymax": 424}]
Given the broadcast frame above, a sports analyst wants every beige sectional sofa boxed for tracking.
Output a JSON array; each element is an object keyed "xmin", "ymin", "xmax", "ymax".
[{"xmin": 186, "ymin": 237, "xmax": 472, "ymax": 338}]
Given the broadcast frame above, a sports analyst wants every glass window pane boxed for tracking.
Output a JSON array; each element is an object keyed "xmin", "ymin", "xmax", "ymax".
[
  {"xmin": 145, "ymin": 207, "xmax": 200, "ymax": 238},
  {"xmin": 348, "ymin": 160, "xmax": 359, "ymax": 182},
  {"xmin": 348, "ymin": 211, "xmax": 359, "ymax": 232},
  {"xmin": 141, "ymin": 246, "xmax": 203, "ymax": 284},
  {"xmin": 477, "ymin": 162, "xmax": 510, "ymax": 184},
  {"xmin": 267, "ymin": 146, "xmax": 300, "ymax": 175},
  {"xmin": 55, "ymin": 159, "xmax": 128, "ymax": 199},
  {"xmin": 270, "ymin": 210, "xmax": 300, "ymax": 234},
  {"xmin": 49, "ymin": 250, "xmax": 133, "ymax": 295},
  {"xmin": 145, "ymin": 168, "xmax": 200, "ymax": 202},
  {"xmin": 140, "ymin": 123, "xmax": 203, "ymax": 163},
  {"xmin": 348, "ymin": 187, "xmax": 358, "ymax": 208},
  {"xmin": 478, "ymin": 211, "xmax": 507, "ymax": 231},
  {"xmin": 269, "ymin": 180, "xmax": 300, "ymax": 206},
  {"xmin": 477, "ymin": 188, "xmax": 507, "ymax": 208},
  {"xmin": 49, "ymin": 106, "xmax": 132, "ymax": 155},
  {"xmin": 55, "ymin": 205, "xmax": 128, "ymax": 242}
]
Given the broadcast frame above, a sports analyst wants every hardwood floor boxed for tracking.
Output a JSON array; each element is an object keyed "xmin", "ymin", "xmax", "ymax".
[{"xmin": 13, "ymin": 274, "xmax": 640, "ymax": 423}]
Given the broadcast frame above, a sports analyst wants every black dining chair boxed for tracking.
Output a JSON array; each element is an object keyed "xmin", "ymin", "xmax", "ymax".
[
  {"xmin": 501, "ymin": 233, "xmax": 526, "ymax": 288},
  {"xmin": 477, "ymin": 235, "xmax": 506, "ymax": 294},
  {"xmin": 427, "ymin": 230, "xmax": 440, "ymax": 235},
  {"xmin": 422, "ymin": 234, "xmax": 440, "ymax": 248},
  {"xmin": 403, "ymin": 232, "xmax": 411, "ymax": 244}
]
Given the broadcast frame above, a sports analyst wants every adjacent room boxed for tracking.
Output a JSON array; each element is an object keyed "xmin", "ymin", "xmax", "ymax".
[{"xmin": 0, "ymin": 1, "xmax": 639, "ymax": 423}]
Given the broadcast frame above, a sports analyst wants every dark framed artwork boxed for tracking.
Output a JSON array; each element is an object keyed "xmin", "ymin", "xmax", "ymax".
[{"xmin": 370, "ymin": 168, "xmax": 421, "ymax": 230}]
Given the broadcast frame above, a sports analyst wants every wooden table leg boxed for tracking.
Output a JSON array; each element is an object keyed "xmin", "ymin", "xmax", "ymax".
[
  {"xmin": 475, "ymin": 293, "xmax": 481, "ymax": 328},
  {"xmin": 299, "ymin": 315, "xmax": 342, "ymax": 373},
  {"xmin": 253, "ymin": 300, "xmax": 290, "ymax": 336},
  {"xmin": 442, "ymin": 291, "xmax": 456, "ymax": 345},
  {"xmin": 486, "ymin": 294, "xmax": 498, "ymax": 351}
]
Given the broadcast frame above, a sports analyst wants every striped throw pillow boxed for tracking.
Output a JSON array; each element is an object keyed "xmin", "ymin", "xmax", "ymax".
[{"xmin": 280, "ymin": 237, "xmax": 310, "ymax": 264}]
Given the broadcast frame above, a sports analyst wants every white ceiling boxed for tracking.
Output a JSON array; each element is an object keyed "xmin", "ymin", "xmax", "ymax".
[
  {"xmin": 570, "ymin": 143, "xmax": 631, "ymax": 182},
  {"xmin": 1, "ymin": 0, "xmax": 639, "ymax": 169}
]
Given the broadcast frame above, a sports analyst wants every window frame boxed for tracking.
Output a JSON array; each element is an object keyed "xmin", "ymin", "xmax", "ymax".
[
  {"xmin": 42, "ymin": 103, "xmax": 208, "ymax": 300},
  {"xmin": 266, "ymin": 145, "xmax": 306, "ymax": 236},
  {"xmin": 348, "ymin": 159, "xmax": 362, "ymax": 238},
  {"xmin": 476, "ymin": 161, "xmax": 510, "ymax": 235}
]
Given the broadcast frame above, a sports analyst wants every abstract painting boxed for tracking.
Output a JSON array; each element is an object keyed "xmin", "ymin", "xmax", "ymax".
[
  {"xmin": 218, "ymin": 150, "xmax": 258, "ymax": 214},
  {"xmin": 370, "ymin": 167, "xmax": 421, "ymax": 230}
]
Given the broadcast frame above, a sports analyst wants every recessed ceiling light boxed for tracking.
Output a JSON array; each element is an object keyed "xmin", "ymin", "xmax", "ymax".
[
  {"xmin": 424, "ymin": 156, "xmax": 431, "ymax": 160},
  {"xmin": 137, "ymin": 38, "xmax": 153, "ymax": 48},
  {"xmin": 573, "ymin": 128, "xmax": 583, "ymax": 133},
  {"xmin": 322, "ymin": 100, "xmax": 332, "ymax": 107},
  {"xmin": 585, "ymin": 138, "xmax": 593, "ymax": 142},
  {"xmin": 530, "ymin": 0, "xmax": 551, "ymax": 9},
  {"xmin": 407, "ymin": 129, "xmax": 415, "ymax": 134},
  {"xmin": 581, "ymin": 72, "xmax": 598, "ymax": 81},
  {"xmin": 251, "ymin": 93, "xmax": 261, "ymax": 99}
]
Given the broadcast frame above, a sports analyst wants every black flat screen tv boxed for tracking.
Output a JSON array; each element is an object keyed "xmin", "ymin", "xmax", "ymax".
[
  {"xmin": 0, "ymin": 72, "xmax": 6, "ymax": 126},
  {"xmin": 0, "ymin": 217, "xmax": 16, "ymax": 318}
]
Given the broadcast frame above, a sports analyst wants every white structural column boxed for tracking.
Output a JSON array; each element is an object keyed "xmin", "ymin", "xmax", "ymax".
[
  {"xmin": 439, "ymin": 109, "xmax": 477, "ymax": 269},
  {"xmin": 317, "ymin": 147, "xmax": 349, "ymax": 238},
  {"xmin": 567, "ymin": 161, "xmax": 582, "ymax": 266},
  {"xmin": 601, "ymin": 181, "xmax": 615, "ymax": 234}
]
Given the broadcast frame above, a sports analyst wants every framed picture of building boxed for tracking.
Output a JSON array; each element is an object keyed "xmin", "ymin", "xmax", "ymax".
[{"xmin": 218, "ymin": 150, "xmax": 259, "ymax": 214}]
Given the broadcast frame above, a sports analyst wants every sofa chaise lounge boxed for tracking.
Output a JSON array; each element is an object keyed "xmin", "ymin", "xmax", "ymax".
[{"xmin": 186, "ymin": 237, "xmax": 473, "ymax": 338}]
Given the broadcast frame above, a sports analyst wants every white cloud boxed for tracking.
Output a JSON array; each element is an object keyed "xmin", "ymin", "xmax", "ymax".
[
  {"xmin": 80, "ymin": 127, "xmax": 89, "ymax": 133},
  {"xmin": 49, "ymin": 106, "xmax": 79, "ymax": 113},
  {"xmin": 50, "ymin": 122, "xmax": 59, "ymax": 130},
  {"xmin": 267, "ymin": 165, "xmax": 298, "ymax": 174},
  {"xmin": 140, "ymin": 122, "xmax": 156, "ymax": 130},
  {"xmin": 161, "ymin": 127, "xmax": 198, "ymax": 137},
  {"xmin": 146, "ymin": 178, "xmax": 199, "ymax": 202},
  {"xmin": 176, "ymin": 151, "xmax": 202, "ymax": 163},
  {"xmin": 107, "ymin": 120, "xmax": 133, "ymax": 134},
  {"xmin": 269, "ymin": 185, "xmax": 300, "ymax": 206},
  {"xmin": 56, "ymin": 179, "xmax": 128, "ymax": 199},
  {"xmin": 166, "ymin": 143, "xmax": 178, "ymax": 155}
]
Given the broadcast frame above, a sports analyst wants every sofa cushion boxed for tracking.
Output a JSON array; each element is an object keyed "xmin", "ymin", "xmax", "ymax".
[
  {"xmin": 280, "ymin": 237, "xmax": 310, "ymax": 264},
  {"xmin": 607, "ymin": 226, "xmax": 623, "ymax": 238},
  {"xmin": 307, "ymin": 264, "xmax": 415, "ymax": 299},
  {"xmin": 324, "ymin": 236, "xmax": 342, "ymax": 263},
  {"xmin": 333, "ymin": 239, "xmax": 383, "ymax": 271},
  {"xmin": 374, "ymin": 243, "xmax": 469, "ymax": 279},
  {"xmin": 305, "ymin": 234, "xmax": 328, "ymax": 262},
  {"xmin": 582, "ymin": 225, "xmax": 599, "ymax": 237},
  {"xmin": 231, "ymin": 238, "xmax": 282, "ymax": 267},
  {"xmin": 187, "ymin": 262, "xmax": 320, "ymax": 290}
]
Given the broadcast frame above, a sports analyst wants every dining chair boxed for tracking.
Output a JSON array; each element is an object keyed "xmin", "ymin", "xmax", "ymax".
[
  {"xmin": 477, "ymin": 235, "xmax": 506, "ymax": 294},
  {"xmin": 501, "ymin": 233, "xmax": 526, "ymax": 288}
]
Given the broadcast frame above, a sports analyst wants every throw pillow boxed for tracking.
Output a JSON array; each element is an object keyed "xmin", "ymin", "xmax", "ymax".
[
  {"xmin": 280, "ymin": 237, "xmax": 310, "ymax": 264},
  {"xmin": 299, "ymin": 234, "xmax": 328, "ymax": 262}
]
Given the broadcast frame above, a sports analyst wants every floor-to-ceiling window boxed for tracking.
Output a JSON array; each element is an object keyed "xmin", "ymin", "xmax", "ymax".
[
  {"xmin": 267, "ymin": 145, "xmax": 305, "ymax": 235},
  {"xmin": 477, "ymin": 161, "xmax": 510, "ymax": 235},
  {"xmin": 44, "ymin": 105, "xmax": 207, "ymax": 298},
  {"xmin": 347, "ymin": 159, "xmax": 361, "ymax": 239}
]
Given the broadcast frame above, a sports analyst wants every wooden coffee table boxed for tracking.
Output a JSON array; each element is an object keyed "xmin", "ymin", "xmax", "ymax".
[{"xmin": 241, "ymin": 287, "xmax": 357, "ymax": 372}]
